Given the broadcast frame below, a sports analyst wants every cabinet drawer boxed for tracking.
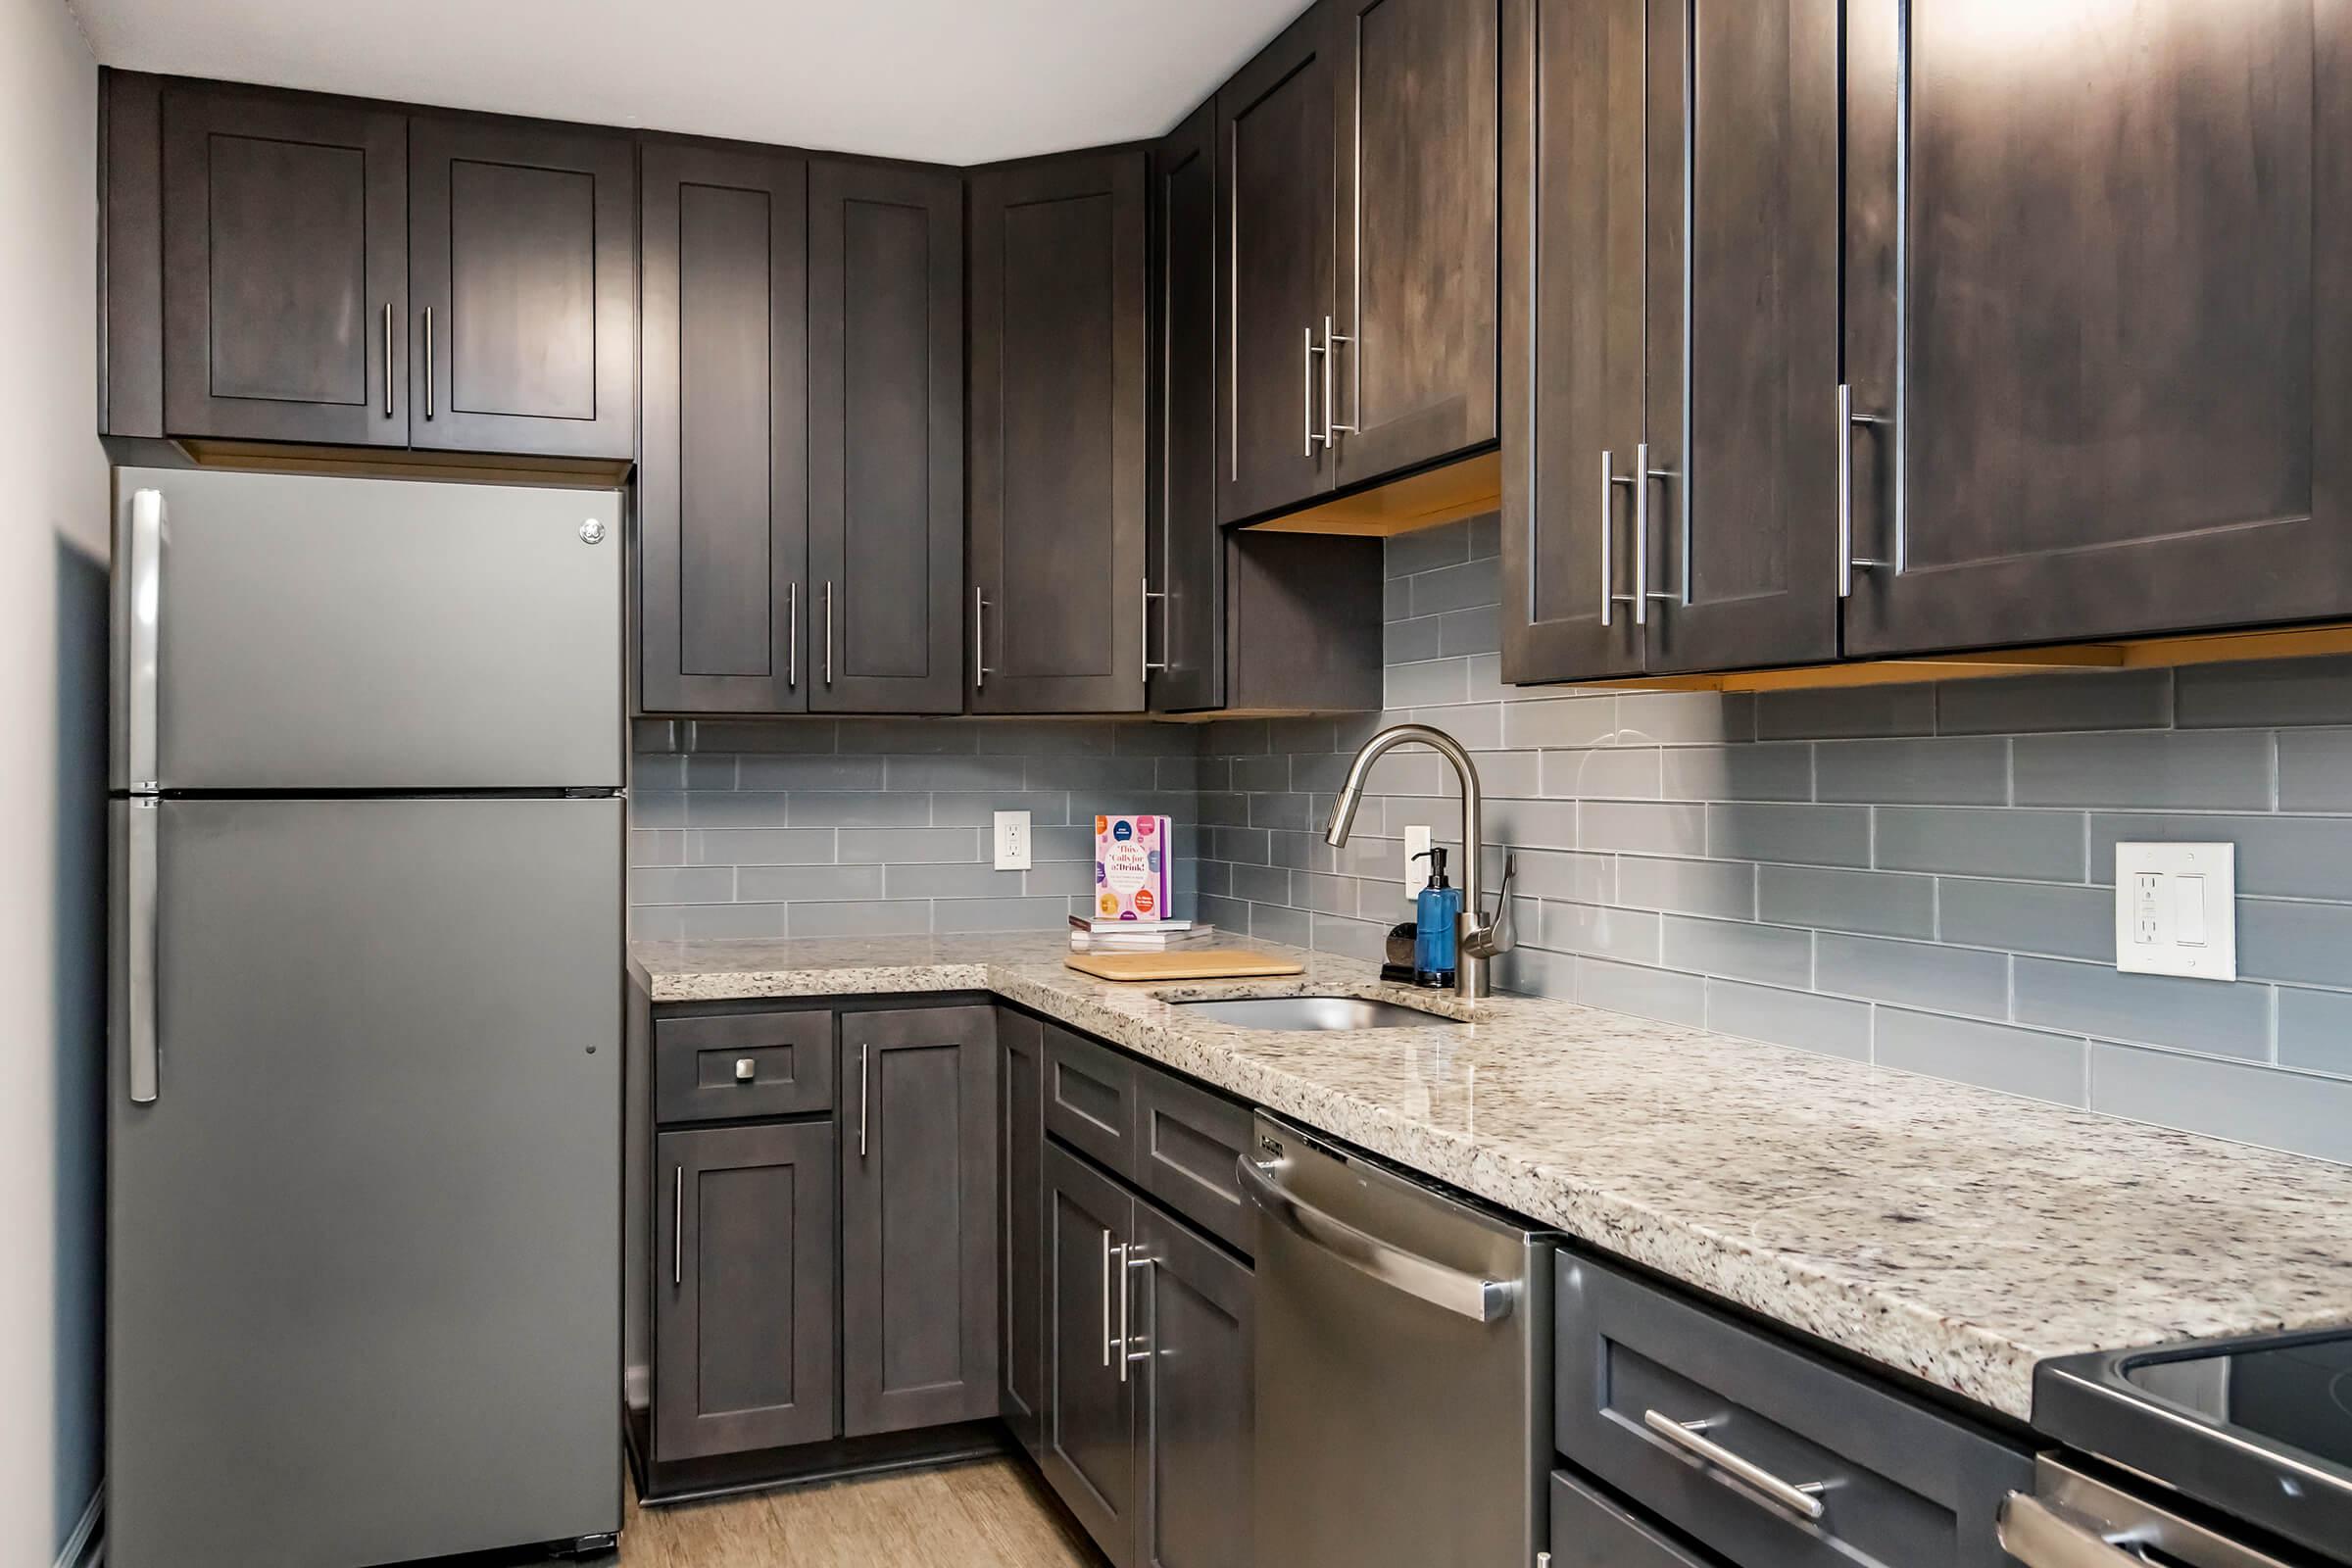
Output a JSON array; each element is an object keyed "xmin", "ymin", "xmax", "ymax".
[
  {"xmin": 1133, "ymin": 1068, "xmax": 1253, "ymax": 1254},
  {"xmin": 1550, "ymin": 1470, "xmax": 1711, "ymax": 1568},
  {"xmin": 1044, "ymin": 1024, "xmax": 1137, "ymax": 1176},
  {"xmin": 655, "ymin": 1010, "xmax": 835, "ymax": 1124},
  {"xmin": 1555, "ymin": 1252, "xmax": 2029, "ymax": 1568}
]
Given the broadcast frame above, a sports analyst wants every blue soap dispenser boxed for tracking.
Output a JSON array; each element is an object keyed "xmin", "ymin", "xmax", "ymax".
[{"xmin": 1410, "ymin": 847, "xmax": 1461, "ymax": 990}]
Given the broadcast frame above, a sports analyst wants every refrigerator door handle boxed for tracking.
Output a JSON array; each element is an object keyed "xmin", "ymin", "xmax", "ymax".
[
  {"xmin": 125, "ymin": 487, "xmax": 165, "ymax": 791},
  {"xmin": 126, "ymin": 798, "xmax": 161, "ymax": 1103}
]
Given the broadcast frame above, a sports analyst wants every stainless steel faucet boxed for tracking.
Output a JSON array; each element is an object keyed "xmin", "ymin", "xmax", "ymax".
[{"xmin": 1324, "ymin": 723, "xmax": 1516, "ymax": 998}]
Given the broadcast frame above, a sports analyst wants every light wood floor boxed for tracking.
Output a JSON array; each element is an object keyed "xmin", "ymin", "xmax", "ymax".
[{"xmin": 615, "ymin": 1458, "xmax": 1103, "ymax": 1567}]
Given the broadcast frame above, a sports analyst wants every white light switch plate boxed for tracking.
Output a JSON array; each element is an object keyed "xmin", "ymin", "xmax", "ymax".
[
  {"xmin": 1402, "ymin": 825, "xmax": 1433, "ymax": 906},
  {"xmin": 2113, "ymin": 842, "xmax": 2234, "ymax": 980},
  {"xmin": 993, "ymin": 810, "xmax": 1032, "ymax": 871}
]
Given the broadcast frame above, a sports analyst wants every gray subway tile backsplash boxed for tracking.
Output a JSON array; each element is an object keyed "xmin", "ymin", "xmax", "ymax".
[{"xmin": 633, "ymin": 518, "xmax": 2352, "ymax": 1163}]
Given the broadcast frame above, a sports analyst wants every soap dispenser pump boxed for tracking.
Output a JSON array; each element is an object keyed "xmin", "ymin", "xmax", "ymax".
[{"xmin": 1410, "ymin": 847, "xmax": 1462, "ymax": 990}]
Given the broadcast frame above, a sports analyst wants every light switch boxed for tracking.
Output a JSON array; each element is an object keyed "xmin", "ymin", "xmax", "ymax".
[
  {"xmin": 2175, "ymin": 875, "xmax": 2206, "ymax": 946},
  {"xmin": 2113, "ymin": 843, "xmax": 2234, "ymax": 980}
]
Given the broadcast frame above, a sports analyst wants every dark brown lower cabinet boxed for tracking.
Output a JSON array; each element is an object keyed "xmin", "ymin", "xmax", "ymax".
[
  {"xmin": 1001, "ymin": 1009, "xmax": 1048, "ymax": 1456},
  {"xmin": 839, "ymin": 1005, "xmax": 999, "ymax": 1436},
  {"xmin": 1040, "ymin": 1111, "xmax": 1255, "ymax": 1568},
  {"xmin": 1045, "ymin": 1144, "xmax": 1140, "ymax": 1565},
  {"xmin": 654, "ymin": 1121, "xmax": 838, "ymax": 1459},
  {"xmin": 1131, "ymin": 1200, "xmax": 1253, "ymax": 1568}
]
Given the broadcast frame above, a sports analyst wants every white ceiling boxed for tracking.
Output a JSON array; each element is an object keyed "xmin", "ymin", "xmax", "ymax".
[{"xmin": 69, "ymin": 0, "xmax": 1307, "ymax": 165}]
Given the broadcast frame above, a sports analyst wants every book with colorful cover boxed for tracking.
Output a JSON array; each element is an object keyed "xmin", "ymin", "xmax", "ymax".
[{"xmin": 1093, "ymin": 813, "xmax": 1172, "ymax": 921}]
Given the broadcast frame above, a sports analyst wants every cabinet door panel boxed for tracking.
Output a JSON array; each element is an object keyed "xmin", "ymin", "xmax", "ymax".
[
  {"xmin": 1217, "ymin": 6, "xmax": 1339, "ymax": 524},
  {"xmin": 1499, "ymin": 0, "xmax": 1649, "ymax": 684},
  {"xmin": 1043, "ymin": 1144, "xmax": 1138, "ymax": 1567},
  {"xmin": 1843, "ymin": 0, "xmax": 2352, "ymax": 653},
  {"xmin": 1643, "ymin": 0, "xmax": 1839, "ymax": 673},
  {"xmin": 808, "ymin": 161, "xmax": 965, "ymax": 712},
  {"xmin": 161, "ymin": 85, "xmax": 407, "ymax": 445},
  {"xmin": 1332, "ymin": 0, "xmax": 1500, "ymax": 486},
  {"xmin": 410, "ymin": 115, "xmax": 636, "ymax": 458},
  {"xmin": 970, "ymin": 151, "xmax": 1149, "ymax": 713},
  {"xmin": 640, "ymin": 140, "xmax": 809, "ymax": 714},
  {"xmin": 654, "ymin": 1122, "xmax": 837, "ymax": 1460},
  {"xmin": 840, "ymin": 1005, "xmax": 998, "ymax": 1436},
  {"xmin": 1133, "ymin": 1202, "xmax": 1253, "ymax": 1568},
  {"xmin": 1149, "ymin": 102, "xmax": 1226, "ymax": 713},
  {"xmin": 1001, "ymin": 1009, "xmax": 1048, "ymax": 1455}
]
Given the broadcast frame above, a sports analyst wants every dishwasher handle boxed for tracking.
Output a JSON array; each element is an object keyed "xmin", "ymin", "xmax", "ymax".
[{"xmin": 1238, "ymin": 1155, "xmax": 1516, "ymax": 1324}]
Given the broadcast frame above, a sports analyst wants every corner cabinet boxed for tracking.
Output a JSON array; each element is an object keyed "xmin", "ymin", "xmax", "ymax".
[
  {"xmin": 1217, "ymin": 0, "xmax": 1499, "ymax": 526},
  {"xmin": 1152, "ymin": 96, "xmax": 1389, "ymax": 716},
  {"xmin": 808, "ymin": 160, "xmax": 967, "ymax": 714},
  {"xmin": 118, "ymin": 74, "xmax": 636, "ymax": 460},
  {"xmin": 968, "ymin": 150, "xmax": 1150, "ymax": 714}
]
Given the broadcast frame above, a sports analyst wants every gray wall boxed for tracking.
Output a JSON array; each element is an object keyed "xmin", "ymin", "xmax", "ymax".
[
  {"xmin": 630, "ymin": 718, "xmax": 1201, "ymax": 939},
  {"xmin": 1191, "ymin": 515, "xmax": 2352, "ymax": 1165},
  {"xmin": 1, "ymin": 6, "xmax": 107, "ymax": 1561}
]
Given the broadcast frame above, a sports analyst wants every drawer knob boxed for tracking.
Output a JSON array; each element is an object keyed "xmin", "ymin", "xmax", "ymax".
[{"xmin": 734, "ymin": 1057, "xmax": 758, "ymax": 1083}]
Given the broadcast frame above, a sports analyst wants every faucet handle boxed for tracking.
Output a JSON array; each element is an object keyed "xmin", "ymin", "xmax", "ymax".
[{"xmin": 1464, "ymin": 853, "xmax": 1517, "ymax": 959}]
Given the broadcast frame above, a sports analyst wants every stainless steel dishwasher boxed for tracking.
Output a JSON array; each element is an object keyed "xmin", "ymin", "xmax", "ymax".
[{"xmin": 1241, "ymin": 1112, "xmax": 1554, "ymax": 1568}]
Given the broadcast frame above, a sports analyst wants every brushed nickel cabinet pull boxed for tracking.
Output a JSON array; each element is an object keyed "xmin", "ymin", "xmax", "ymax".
[
  {"xmin": 382, "ymin": 303, "xmax": 394, "ymax": 417},
  {"xmin": 671, "ymin": 1165, "xmax": 683, "ymax": 1287},
  {"xmin": 786, "ymin": 582, "xmax": 799, "ymax": 690},
  {"xmin": 1837, "ymin": 383, "xmax": 1891, "ymax": 599},
  {"xmin": 1642, "ymin": 1408, "xmax": 1827, "ymax": 1521}
]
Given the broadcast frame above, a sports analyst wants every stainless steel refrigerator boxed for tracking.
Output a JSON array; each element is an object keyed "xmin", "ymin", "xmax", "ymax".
[{"xmin": 107, "ymin": 466, "xmax": 625, "ymax": 1568}]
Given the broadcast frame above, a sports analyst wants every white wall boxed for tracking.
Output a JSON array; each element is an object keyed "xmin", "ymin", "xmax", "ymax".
[{"xmin": 0, "ymin": 2, "xmax": 109, "ymax": 1562}]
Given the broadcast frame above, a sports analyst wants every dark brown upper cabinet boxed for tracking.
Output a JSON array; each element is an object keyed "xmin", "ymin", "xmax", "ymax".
[
  {"xmin": 111, "ymin": 75, "xmax": 636, "ymax": 461},
  {"xmin": 807, "ymin": 159, "xmax": 966, "ymax": 713},
  {"xmin": 1839, "ymin": 0, "xmax": 2352, "ymax": 657},
  {"xmin": 1645, "ymin": 0, "xmax": 1839, "ymax": 675},
  {"xmin": 1216, "ymin": 5, "xmax": 1339, "ymax": 525},
  {"xmin": 839, "ymin": 1005, "xmax": 999, "ymax": 1438},
  {"xmin": 638, "ymin": 139, "xmax": 809, "ymax": 714},
  {"xmin": 1502, "ymin": 0, "xmax": 1838, "ymax": 685},
  {"xmin": 1153, "ymin": 96, "xmax": 1387, "ymax": 716},
  {"xmin": 1147, "ymin": 102, "xmax": 1225, "ymax": 714},
  {"xmin": 159, "ymin": 82, "xmax": 408, "ymax": 447},
  {"xmin": 1217, "ymin": 0, "xmax": 1499, "ymax": 526},
  {"xmin": 409, "ymin": 113, "xmax": 637, "ymax": 460},
  {"xmin": 1328, "ymin": 0, "xmax": 1500, "ymax": 489},
  {"xmin": 968, "ymin": 150, "xmax": 1150, "ymax": 714},
  {"xmin": 1499, "ymin": 0, "xmax": 1648, "ymax": 684}
]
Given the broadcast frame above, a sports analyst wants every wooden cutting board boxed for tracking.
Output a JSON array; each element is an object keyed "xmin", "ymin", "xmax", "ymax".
[{"xmin": 1064, "ymin": 948, "xmax": 1307, "ymax": 982}]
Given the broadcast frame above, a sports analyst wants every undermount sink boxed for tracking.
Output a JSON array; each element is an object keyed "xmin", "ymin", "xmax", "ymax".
[{"xmin": 1171, "ymin": 995, "xmax": 1462, "ymax": 1031}]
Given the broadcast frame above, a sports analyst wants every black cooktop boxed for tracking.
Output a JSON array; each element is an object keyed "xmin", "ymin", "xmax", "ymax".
[{"xmin": 2037, "ymin": 1326, "xmax": 2352, "ymax": 1561}]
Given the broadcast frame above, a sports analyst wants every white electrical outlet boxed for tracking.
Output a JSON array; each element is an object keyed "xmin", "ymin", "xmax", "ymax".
[
  {"xmin": 993, "ymin": 810, "xmax": 1032, "ymax": 871},
  {"xmin": 2113, "ymin": 842, "xmax": 2235, "ymax": 980},
  {"xmin": 1402, "ymin": 824, "xmax": 1433, "ymax": 905}
]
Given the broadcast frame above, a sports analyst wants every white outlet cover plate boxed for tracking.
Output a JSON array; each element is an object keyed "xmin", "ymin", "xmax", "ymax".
[
  {"xmin": 2113, "ymin": 841, "xmax": 2235, "ymax": 980},
  {"xmin": 1402, "ymin": 825, "xmax": 1433, "ymax": 905},
  {"xmin": 993, "ymin": 809, "xmax": 1032, "ymax": 871}
]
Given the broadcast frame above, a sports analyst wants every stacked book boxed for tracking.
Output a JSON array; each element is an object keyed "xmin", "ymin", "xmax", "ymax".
[{"xmin": 1068, "ymin": 916, "xmax": 1219, "ymax": 954}]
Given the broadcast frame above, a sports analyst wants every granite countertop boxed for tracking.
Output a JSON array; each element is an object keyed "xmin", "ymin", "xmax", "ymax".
[{"xmin": 632, "ymin": 932, "xmax": 2352, "ymax": 1422}]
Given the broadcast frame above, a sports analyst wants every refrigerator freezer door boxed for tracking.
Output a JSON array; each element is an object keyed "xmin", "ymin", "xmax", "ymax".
[
  {"xmin": 109, "ymin": 796, "xmax": 622, "ymax": 1568},
  {"xmin": 111, "ymin": 466, "xmax": 622, "ymax": 791}
]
